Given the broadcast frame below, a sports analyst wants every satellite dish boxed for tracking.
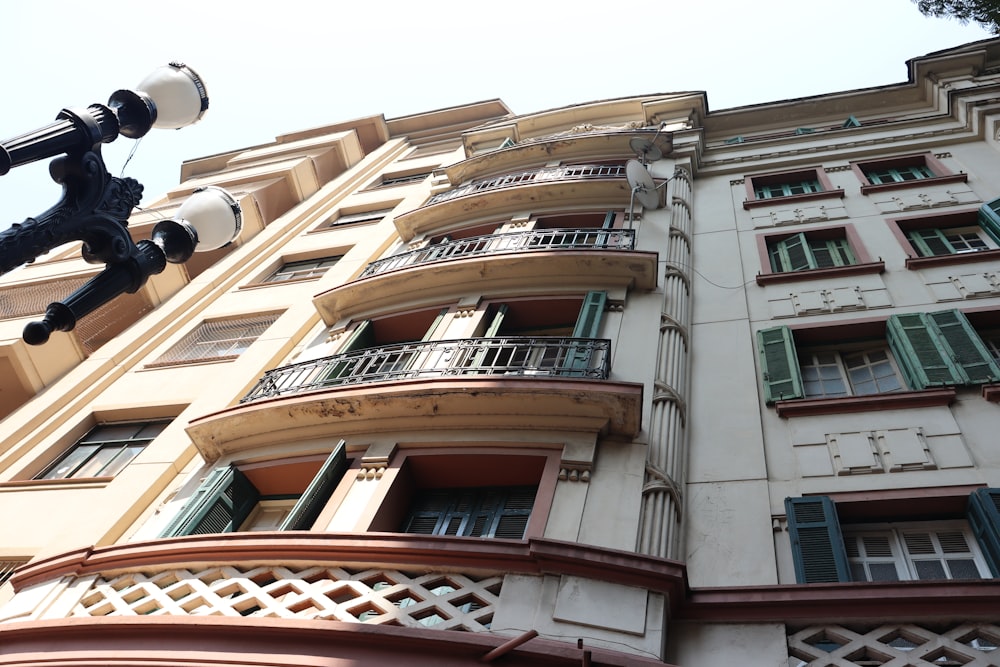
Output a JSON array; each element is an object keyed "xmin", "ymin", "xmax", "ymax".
[
  {"xmin": 626, "ymin": 159, "xmax": 660, "ymax": 209},
  {"xmin": 629, "ymin": 136, "xmax": 663, "ymax": 163}
]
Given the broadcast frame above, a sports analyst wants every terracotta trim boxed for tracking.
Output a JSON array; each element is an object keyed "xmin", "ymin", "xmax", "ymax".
[
  {"xmin": 983, "ymin": 384, "xmax": 1000, "ymax": 402},
  {"xmin": 774, "ymin": 388, "xmax": 956, "ymax": 417},
  {"xmin": 10, "ymin": 535, "xmax": 687, "ymax": 600},
  {"xmin": 755, "ymin": 261, "xmax": 884, "ymax": 286},
  {"xmin": 860, "ymin": 172, "xmax": 967, "ymax": 195},
  {"xmin": 0, "ymin": 615, "xmax": 672, "ymax": 667},
  {"xmin": 684, "ymin": 579, "xmax": 1000, "ymax": 622},
  {"xmin": 905, "ymin": 247, "xmax": 1000, "ymax": 269}
]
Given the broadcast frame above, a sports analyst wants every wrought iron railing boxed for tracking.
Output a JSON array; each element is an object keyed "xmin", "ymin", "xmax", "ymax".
[
  {"xmin": 360, "ymin": 228, "xmax": 635, "ymax": 278},
  {"xmin": 241, "ymin": 337, "xmax": 611, "ymax": 403},
  {"xmin": 427, "ymin": 164, "xmax": 626, "ymax": 205}
]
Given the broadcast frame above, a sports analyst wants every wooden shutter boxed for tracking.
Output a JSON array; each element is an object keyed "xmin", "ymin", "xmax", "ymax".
[
  {"xmin": 402, "ymin": 486, "xmax": 535, "ymax": 539},
  {"xmin": 490, "ymin": 487, "xmax": 536, "ymax": 539},
  {"xmin": 572, "ymin": 291, "xmax": 607, "ymax": 338},
  {"xmin": 905, "ymin": 228, "xmax": 954, "ymax": 257},
  {"xmin": 161, "ymin": 466, "xmax": 260, "ymax": 537},
  {"xmin": 927, "ymin": 310, "xmax": 1000, "ymax": 384},
  {"xmin": 402, "ymin": 490, "xmax": 453, "ymax": 535},
  {"xmin": 977, "ymin": 197, "xmax": 1000, "ymax": 245},
  {"xmin": 967, "ymin": 488, "xmax": 1000, "ymax": 577},
  {"xmin": 279, "ymin": 441, "xmax": 348, "ymax": 531},
  {"xmin": 773, "ymin": 233, "xmax": 814, "ymax": 272},
  {"xmin": 785, "ymin": 496, "xmax": 850, "ymax": 583},
  {"xmin": 886, "ymin": 313, "xmax": 961, "ymax": 389},
  {"xmin": 421, "ymin": 308, "xmax": 450, "ymax": 341},
  {"xmin": 757, "ymin": 326, "xmax": 803, "ymax": 404},
  {"xmin": 339, "ymin": 320, "xmax": 374, "ymax": 353}
]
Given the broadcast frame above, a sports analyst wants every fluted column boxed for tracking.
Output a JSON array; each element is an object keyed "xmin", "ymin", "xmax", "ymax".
[{"xmin": 638, "ymin": 167, "xmax": 693, "ymax": 560}]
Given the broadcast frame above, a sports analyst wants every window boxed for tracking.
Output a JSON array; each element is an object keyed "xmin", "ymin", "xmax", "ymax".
[
  {"xmin": 150, "ymin": 313, "xmax": 280, "ymax": 366},
  {"xmin": 36, "ymin": 420, "xmax": 169, "ymax": 480},
  {"xmin": 757, "ymin": 309, "xmax": 1000, "ymax": 405},
  {"xmin": 852, "ymin": 153, "xmax": 967, "ymax": 193},
  {"xmin": 784, "ymin": 490, "xmax": 1000, "ymax": 584},
  {"xmin": 890, "ymin": 199, "xmax": 1000, "ymax": 267},
  {"xmin": 401, "ymin": 486, "xmax": 536, "ymax": 539},
  {"xmin": 161, "ymin": 442, "xmax": 347, "ymax": 536},
  {"xmin": 372, "ymin": 173, "xmax": 430, "ymax": 189},
  {"xmin": 324, "ymin": 208, "xmax": 393, "ymax": 229},
  {"xmin": 743, "ymin": 168, "xmax": 841, "ymax": 209},
  {"xmin": 767, "ymin": 232, "xmax": 855, "ymax": 273},
  {"xmin": 264, "ymin": 256, "xmax": 342, "ymax": 283}
]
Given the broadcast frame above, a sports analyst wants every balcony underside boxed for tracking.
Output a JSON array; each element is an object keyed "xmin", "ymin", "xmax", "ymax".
[
  {"xmin": 188, "ymin": 377, "xmax": 643, "ymax": 459},
  {"xmin": 446, "ymin": 129, "xmax": 670, "ymax": 185},
  {"xmin": 394, "ymin": 179, "xmax": 631, "ymax": 242},
  {"xmin": 314, "ymin": 250, "xmax": 657, "ymax": 325}
]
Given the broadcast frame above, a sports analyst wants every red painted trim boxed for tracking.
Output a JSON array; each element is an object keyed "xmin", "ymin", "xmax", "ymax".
[
  {"xmin": 0, "ymin": 615, "xmax": 673, "ymax": 667},
  {"xmin": 755, "ymin": 261, "xmax": 884, "ymax": 286},
  {"xmin": 774, "ymin": 388, "xmax": 956, "ymax": 417},
  {"xmin": 982, "ymin": 384, "xmax": 1000, "ymax": 402},
  {"xmin": 10, "ymin": 534, "xmax": 687, "ymax": 601}
]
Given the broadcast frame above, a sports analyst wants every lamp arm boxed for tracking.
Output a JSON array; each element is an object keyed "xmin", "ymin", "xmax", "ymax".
[{"xmin": 0, "ymin": 150, "xmax": 143, "ymax": 276}]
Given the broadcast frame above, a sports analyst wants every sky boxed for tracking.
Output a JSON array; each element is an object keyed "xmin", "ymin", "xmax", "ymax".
[{"xmin": 0, "ymin": 0, "xmax": 993, "ymax": 226}]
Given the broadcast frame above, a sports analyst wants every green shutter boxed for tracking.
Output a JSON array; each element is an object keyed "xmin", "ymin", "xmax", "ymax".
[
  {"xmin": 928, "ymin": 310, "xmax": 1000, "ymax": 384},
  {"xmin": 161, "ymin": 466, "xmax": 260, "ymax": 537},
  {"xmin": 905, "ymin": 228, "xmax": 954, "ymax": 257},
  {"xmin": 757, "ymin": 326, "xmax": 803, "ymax": 404},
  {"xmin": 483, "ymin": 304, "xmax": 508, "ymax": 338},
  {"xmin": 279, "ymin": 441, "xmax": 348, "ymax": 531},
  {"xmin": 886, "ymin": 313, "xmax": 961, "ymax": 389},
  {"xmin": 402, "ymin": 490, "xmax": 453, "ymax": 535},
  {"xmin": 772, "ymin": 234, "xmax": 814, "ymax": 272},
  {"xmin": 421, "ymin": 308, "xmax": 449, "ymax": 342},
  {"xmin": 572, "ymin": 291, "xmax": 607, "ymax": 338},
  {"xmin": 785, "ymin": 496, "xmax": 850, "ymax": 583},
  {"xmin": 339, "ymin": 320, "xmax": 374, "ymax": 353},
  {"xmin": 489, "ymin": 487, "xmax": 536, "ymax": 539},
  {"xmin": 967, "ymin": 488, "xmax": 1000, "ymax": 577},
  {"xmin": 978, "ymin": 198, "xmax": 1000, "ymax": 245}
]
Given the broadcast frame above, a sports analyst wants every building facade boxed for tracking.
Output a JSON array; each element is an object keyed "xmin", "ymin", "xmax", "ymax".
[{"xmin": 1, "ymin": 39, "xmax": 1000, "ymax": 666}]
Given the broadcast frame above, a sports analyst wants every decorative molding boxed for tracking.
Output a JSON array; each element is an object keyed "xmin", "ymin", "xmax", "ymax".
[
  {"xmin": 823, "ymin": 165, "xmax": 853, "ymax": 172},
  {"xmin": 558, "ymin": 463, "xmax": 591, "ymax": 483}
]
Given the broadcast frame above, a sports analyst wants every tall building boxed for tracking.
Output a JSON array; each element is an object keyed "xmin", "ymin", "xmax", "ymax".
[{"xmin": 1, "ymin": 38, "xmax": 1000, "ymax": 667}]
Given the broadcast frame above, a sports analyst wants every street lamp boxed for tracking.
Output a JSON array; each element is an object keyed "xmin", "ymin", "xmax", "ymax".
[{"xmin": 0, "ymin": 63, "xmax": 242, "ymax": 345}]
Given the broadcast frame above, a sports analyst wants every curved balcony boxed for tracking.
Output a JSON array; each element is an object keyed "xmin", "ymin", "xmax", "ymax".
[
  {"xmin": 360, "ymin": 228, "xmax": 635, "ymax": 279},
  {"xmin": 394, "ymin": 164, "xmax": 631, "ymax": 241},
  {"xmin": 2, "ymin": 534, "xmax": 683, "ymax": 666},
  {"xmin": 243, "ymin": 337, "xmax": 610, "ymax": 402},
  {"xmin": 186, "ymin": 338, "xmax": 640, "ymax": 458}
]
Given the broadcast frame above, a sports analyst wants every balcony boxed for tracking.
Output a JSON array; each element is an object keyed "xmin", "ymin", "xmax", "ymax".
[
  {"xmin": 243, "ymin": 337, "xmax": 610, "ymax": 403},
  {"xmin": 393, "ymin": 164, "xmax": 632, "ymax": 241},
  {"xmin": 360, "ymin": 228, "xmax": 635, "ymax": 279}
]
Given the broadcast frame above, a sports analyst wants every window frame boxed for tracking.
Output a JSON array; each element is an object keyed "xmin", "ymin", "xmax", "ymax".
[
  {"xmin": 147, "ymin": 313, "xmax": 281, "ymax": 368},
  {"xmin": 743, "ymin": 168, "xmax": 842, "ymax": 210},
  {"xmin": 851, "ymin": 152, "xmax": 967, "ymax": 194},
  {"xmin": 319, "ymin": 207, "xmax": 395, "ymax": 231},
  {"xmin": 34, "ymin": 420, "xmax": 170, "ymax": 481},
  {"xmin": 261, "ymin": 255, "xmax": 343, "ymax": 284},
  {"xmin": 887, "ymin": 202, "xmax": 1000, "ymax": 269},
  {"xmin": 755, "ymin": 224, "xmax": 882, "ymax": 285}
]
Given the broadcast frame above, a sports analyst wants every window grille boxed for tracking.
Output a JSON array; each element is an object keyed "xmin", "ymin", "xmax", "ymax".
[
  {"xmin": 0, "ymin": 276, "xmax": 90, "ymax": 320},
  {"xmin": 150, "ymin": 313, "xmax": 280, "ymax": 366},
  {"xmin": 0, "ymin": 559, "xmax": 27, "ymax": 586}
]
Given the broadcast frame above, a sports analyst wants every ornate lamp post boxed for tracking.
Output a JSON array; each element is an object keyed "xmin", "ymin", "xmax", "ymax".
[{"xmin": 0, "ymin": 63, "xmax": 242, "ymax": 345}]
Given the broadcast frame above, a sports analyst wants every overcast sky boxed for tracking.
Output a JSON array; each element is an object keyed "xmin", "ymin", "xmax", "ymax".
[{"xmin": 0, "ymin": 1, "xmax": 992, "ymax": 225}]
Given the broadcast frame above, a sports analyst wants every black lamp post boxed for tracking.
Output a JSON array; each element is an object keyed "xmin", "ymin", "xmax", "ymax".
[{"xmin": 0, "ymin": 63, "xmax": 242, "ymax": 345}]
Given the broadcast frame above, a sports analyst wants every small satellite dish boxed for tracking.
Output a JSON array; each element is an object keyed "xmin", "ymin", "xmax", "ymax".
[
  {"xmin": 626, "ymin": 159, "xmax": 660, "ymax": 209},
  {"xmin": 629, "ymin": 136, "xmax": 663, "ymax": 163}
]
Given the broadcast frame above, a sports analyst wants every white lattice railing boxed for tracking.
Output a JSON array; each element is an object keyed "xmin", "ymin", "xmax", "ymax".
[
  {"xmin": 789, "ymin": 623, "xmax": 1000, "ymax": 666},
  {"xmin": 73, "ymin": 565, "xmax": 501, "ymax": 631}
]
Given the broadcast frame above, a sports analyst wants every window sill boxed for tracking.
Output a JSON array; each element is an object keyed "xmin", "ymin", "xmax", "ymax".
[
  {"xmin": 905, "ymin": 247, "xmax": 1000, "ymax": 269},
  {"xmin": 743, "ymin": 189, "xmax": 845, "ymax": 210},
  {"xmin": 756, "ymin": 261, "xmax": 884, "ymax": 286},
  {"xmin": 982, "ymin": 384, "xmax": 1000, "ymax": 402},
  {"xmin": 775, "ymin": 388, "xmax": 956, "ymax": 417},
  {"xmin": 0, "ymin": 477, "xmax": 112, "ymax": 491},
  {"xmin": 860, "ymin": 172, "xmax": 967, "ymax": 195},
  {"xmin": 142, "ymin": 356, "xmax": 239, "ymax": 370}
]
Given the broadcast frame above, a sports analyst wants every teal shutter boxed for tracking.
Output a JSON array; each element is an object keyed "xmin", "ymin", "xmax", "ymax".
[
  {"xmin": 421, "ymin": 308, "xmax": 450, "ymax": 341},
  {"xmin": 323, "ymin": 321, "xmax": 374, "ymax": 384},
  {"xmin": 977, "ymin": 197, "xmax": 1000, "ymax": 245},
  {"xmin": 279, "ymin": 441, "xmax": 348, "ymax": 531},
  {"xmin": 886, "ymin": 313, "xmax": 961, "ymax": 389},
  {"xmin": 772, "ymin": 233, "xmax": 814, "ymax": 272},
  {"xmin": 402, "ymin": 486, "xmax": 535, "ymax": 538},
  {"xmin": 928, "ymin": 310, "xmax": 1000, "ymax": 384},
  {"xmin": 785, "ymin": 496, "xmax": 850, "ymax": 583},
  {"xmin": 161, "ymin": 466, "xmax": 260, "ymax": 537},
  {"xmin": 488, "ymin": 486, "xmax": 536, "ymax": 539},
  {"xmin": 572, "ymin": 291, "xmax": 607, "ymax": 338},
  {"xmin": 483, "ymin": 304, "xmax": 508, "ymax": 338},
  {"xmin": 906, "ymin": 228, "xmax": 954, "ymax": 257},
  {"xmin": 757, "ymin": 326, "xmax": 803, "ymax": 404},
  {"xmin": 967, "ymin": 488, "xmax": 1000, "ymax": 576}
]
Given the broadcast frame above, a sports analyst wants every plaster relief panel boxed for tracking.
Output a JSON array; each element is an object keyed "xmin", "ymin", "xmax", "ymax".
[
  {"xmin": 793, "ymin": 426, "xmax": 971, "ymax": 477},
  {"xmin": 553, "ymin": 576, "xmax": 647, "ymax": 634},
  {"xmin": 924, "ymin": 271, "xmax": 1000, "ymax": 301},
  {"xmin": 876, "ymin": 428, "xmax": 935, "ymax": 472},
  {"xmin": 871, "ymin": 185, "xmax": 976, "ymax": 214},
  {"xmin": 828, "ymin": 432, "xmax": 882, "ymax": 475},
  {"xmin": 767, "ymin": 285, "xmax": 891, "ymax": 318},
  {"xmin": 750, "ymin": 202, "xmax": 847, "ymax": 229}
]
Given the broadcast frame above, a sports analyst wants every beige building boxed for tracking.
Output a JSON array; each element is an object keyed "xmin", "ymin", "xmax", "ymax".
[{"xmin": 1, "ymin": 38, "xmax": 1000, "ymax": 666}]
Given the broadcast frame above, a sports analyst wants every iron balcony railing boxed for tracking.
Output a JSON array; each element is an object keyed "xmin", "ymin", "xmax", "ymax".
[
  {"xmin": 241, "ymin": 337, "xmax": 611, "ymax": 403},
  {"xmin": 427, "ymin": 164, "xmax": 627, "ymax": 206},
  {"xmin": 360, "ymin": 228, "xmax": 635, "ymax": 278}
]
